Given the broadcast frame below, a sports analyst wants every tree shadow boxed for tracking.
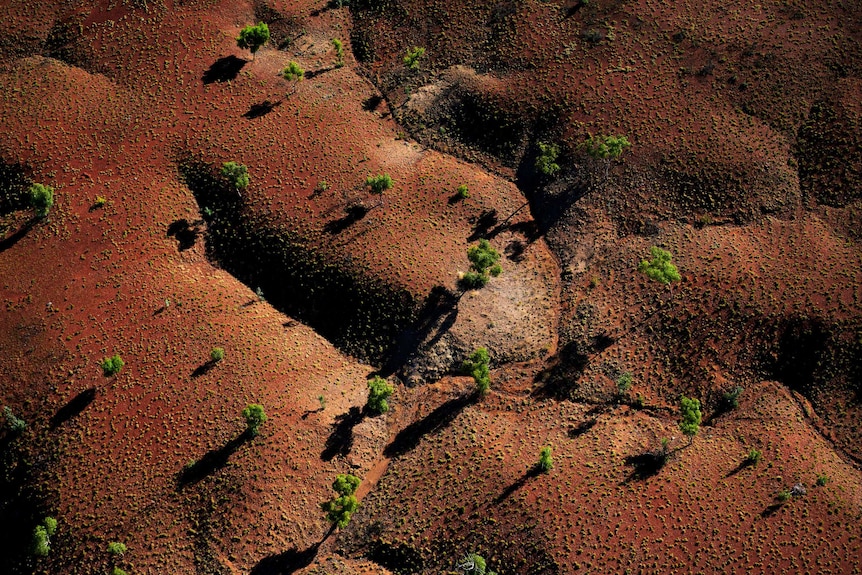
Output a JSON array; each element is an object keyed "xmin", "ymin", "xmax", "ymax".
[
  {"xmin": 494, "ymin": 466, "xmax": 541, "ymax": 504},
  {"xmin": 362, "ymin": 94, "xmax": 384, "ymax": 112},
  {"xmin": 725, "ymin": 458, "xmax": 757, "ymax": 478},
  {"xmin": 323, "ymin": 203, "xmax": 368, "ymax": 235},
  {"xmin": 532, "ymin": 341, "xmax": 590, "ymax": 400},
  {"xmin": 304, "ymin": 67, "xmax": 336, "ymax": 80},
  {"xmin": 321, "ymin": 406, "xmax": 365, "ymax": 461},
  {"xmin": 50, "ymin": 387, "xmax": 96, "ymax": 429},
  {"xmin": 250, "ymin": 542, "xmax": 321, "ymax": 575},
  {"xmin": 244, "ymin": 100, "xmax": 282, "ymax": 119},
  {"xmin": 505, "ymin": 239, "xmax": 526, "ymax": 262},
  {"xmin": 176, "ymin": 430, "xmax": 251, "ymax": 488},
  {"xmin": 167, "ymin": 218, "xmax": 203, "ymax": 251},
  {"xmin": 379, "ymin": 285, "xmax": 461, "ymax": 378},
  {"xmin": 623, "ymin": 451, "xmax": 667, "ymax": 482},
  {"xmin": 760, "ymin": 503, "xmax": 783, "ymax": 518},
  {"xmin": 467, "ymin": 209, "xmax": 498, "ymax": 241},
  {"xmin": 567, "ymin": 417, "xmax": 597, "ymax": 438},
  {"xmin": 384, "ymin": 394, "xmax": 474, "ymax": 458},
  {"xmin": 191, "ymin": 359, "xmax": 219, "ymax": 378},
  {"xmin": 202, "ymin": 55, "xmax": 246, "ymax": 84},
  {"xmin": 0, "ymin": 218, "xmax": 36, "ymax": 253}
]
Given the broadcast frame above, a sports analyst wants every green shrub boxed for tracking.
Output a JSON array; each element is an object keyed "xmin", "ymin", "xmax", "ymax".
[
  {"xmin": 210, "ymin": 347, "xmax": 225, "ymax": 362},
  {"xmin": 237, "ymin": 22, "xmax": 270, "ymax": 58},
  {"xmin": 29, "ymin": 183, "xmax": 54, "ymax": 217},
  {"xmin": 535, "ymin": 141, "xmax": 560, "ymax": 177},
  {"xmin": 616, "ymin": 372, "xmax": 633, "ymax": 398},
  {"xmin": 459, "ymin": 239, "xmax": 502, "ymax": 290},
  {"xmin": 3, "ymin": 406, "xmax": 26, "ymax": 433},
  {"xmin": 816, "ymin": 474, "xmax": 829, "ymax": 486},
  {"xmin": 403, "ymin": 46, "xmax": 426, "ymax": 69},
  {"xmin": 332, "ymin": 473, "xmax": 361, "ymax": 496},
  {"xmin": 112, "ymin": 568, "xmax": 128, "ymax": 575},
  {"xmin": 332, "ymin": 38, "xmax": 345, "ymax": 66},
  {"xmin": 463, "ymin": 347, "xmax": 491, "ymax": 396},
  {"xmin": 459, "ymin": 271, "xmax": 487, "ymax": 290},
  {"xmin": 458, "ymin": 553, "xmax": 498, "ymax": 575},
  {"xmin": 365, "ymin": 173, "xmax": 393, "ymax": 195},
  {"xmin": 242, "ymin": 404, "xmax": 267, "ymax": 436},
  {"xmin": 93, "ymin": 195, "xmax": 108, "ymax": 209},
  {"xmin": 746, "ymin": 448, "xmax": 762, "ymax": 465},
  {"xmin": 366, "ymin": 376, "xmax": 394, "ymax": 415},
  {"xmin": 456, "ymin": 184, "xmax": 469, "ymax": 199},
  {"xmin": 281, "ymin": 61, "xmax": 305, "ymax": 82},
  {"xmin": 678, "ymin": 396, "xmax": 702, "ymax": 444},
  {"xmin": 221, "ymin": 162, "xmax": 250, "ymax": 192},
  {"xmin": 583, "ymin": 134, "xmax": 631, "ymax": 160},
  {"xmin": 538, "ymin": 446, "xmax": 553, "ymax": 472},
  {"xmin": 722, "ymin": 385, "xmax": 743, "ymax": 410},
  {"xmin": 638, "ymin": 246, "xmax": 681, "ymax": 284},
  {"xmin": 107, "ymin": 541, "xmax": 127, "ymax": 555},
  {"xmin": 776, "ymin": 489, "xmax": 791, "ymax": 503},
  {"xmin": 101, "ymin": 354, "xmax": 125, "ymax": 377},
  {"xmin": 322, "ymin": 473, "xmax": 361, "ymax": 528},
  {"xmin": 32, "ymin": 525, "xmax": 50, "ymax": 557}
]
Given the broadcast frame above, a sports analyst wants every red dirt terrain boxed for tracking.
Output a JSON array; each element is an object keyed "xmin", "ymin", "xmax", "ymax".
[{"xmin": 0, "ymin": 0, "xmax": 859, "ymax": 574}]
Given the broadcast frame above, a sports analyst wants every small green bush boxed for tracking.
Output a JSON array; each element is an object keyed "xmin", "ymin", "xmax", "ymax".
[
  {"xmin": 535, "ymin": 141, "xmax": 560, "ymax": 177},
  {"xmin": 29, "ymin": 183, "xmax": 54, "ymax": 217},
  {"xmin": 332, "ymin": 38, "xmax": 344, "ymax": 66},
  {"xmin": 92, "ymin": 196, "xmax": 108, "ymax": 209},
  {"xmin": 456, "ymin": 184, "xmax": 469, "ymax": 199},
  {"xmin": 366, "ymin": 376, "xmax": 394, "ymax": 415},
  {"xmin": 776, "ymin": 489, "xmax": 792, "ymax": 503},
  {"xmin": 281, "ymin": 61, "xmax": 305, "ymax": 82},
  {"xmin": 816, "ymin": 474, "xmax": 829, "ymax": 486},
  {"xmin": 616, "ymin": 372, "xmax": 633, "ymax": 398},
  {"xmin": 237, "ymin": 22, "xmax": 270, "ymax": 58},
  {"xmin": 210, "ymin": 347, "xmax": 225, "ymax": 362},
  {"xmin": 746, "ymin": 448, "xmax": 762, "ymax": 465},
  {"xmin": 322, "ymin": 474, "xmax": 361, "ymax": 528},
  {"xmin": 538, "ymin": 446, "xmax": 553, "ymax": 472},
  {"xmin": 722, "ymin": 385, "xmax": 743, "ymax": 410},
  {"xmin": 463, "ymin": 347, "xmax": 491, "ymax": 396},
  {"xmin": 458, "ymin": 553, "xmax": 498, "ymax": 575},
  {"xmin": 221, "ymin": 162, "xmax": 250, "ymax": 192},
  {"xmin": 332, "ymin": 473, "xmax": 361, "ymax": 496},
  {"xmin": 3, "ymin": 406, "xmax": 26, "ymax": 433},
  {"xmin": 678, "ymin": 396, "xmax": 702, "ymax": 443},
  {"xmin": 365, "ymin": 173, "xmax": 393, "ymax": 195},
  {"xmin": 242, "ymin": 404, "xmax": 267, "ymax": 436},
  {"xmin": 583, "ymin": 134, "xmax": 631, "ymax": 160},
  {"xmin": 32, "ymin": 525, "xmax": 50, "ymax": 557},
  {"xmin": 101, "ymin": 354, "xmax": 125, "ymax": 377},
  {"xmin": 459, "ymin": 239, "xmax": 502, "ymax": 290},
  {"xmin": 638, "ymin": 246, "xmax": 681, "ymax": 284},
  {"xmin": 112, "ymin": 568, "xmax": 128, "ymax": 575},
  {"xmin": 403, "ymin": 46, "xmax": 426, "ymax": 69},
  {"xmin": 107, "ymin": 541, "xmax": 127, "ymax": 555}
]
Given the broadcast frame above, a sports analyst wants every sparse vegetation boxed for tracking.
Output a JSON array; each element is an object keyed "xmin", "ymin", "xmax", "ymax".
[
  {"xmin": 3, "ymin": 406, "xmax": 26, "ymax": 433},
  {"xmin": 101, "ymin": 354, "xmax": 125, "ymax": 377},
  {"xmin": 210, "ymin": 347, "xmax": 225, "ymax": 362},
  {"xmin": 321, "ymin": 473, "xmax": 361, "ymax": 528},
  {"xmin": 538, "ymin": 446, "xmax": 553, "ymax": 472},
  {"xmin": 221, "ymin": 162, "xmax": 249, "ymax": 193},
  {"xmin": 112, "ymin": 568, "xmax": 128, "ymax": 575},
  {"xmin": 281, "ymin": 61, "xmax": 305, "ymax": 94},
  {"xmin": 459, "ymin": 239, "xmax": 502, "ymax": 290},
  {"xmin": 638, "ymin": 246, "xmax": 681, "ymax": 284},
  {"xmin": 237, "ymin": 22, "xmax": 270, "ymax": 59},
  {"xmin": 463, "ymin": 347, "xmax": 491, "ymax": 396},
  {"xmin": 92, "ymin": 195, "xmax": 108, "ymax": 209},
  {"xmin": 403, "ymin": 46, "xmax": 426, "ymax": 69},
  {"xmin": 332, "ymin": 38, "xmax": 345, "ymax": 67},
  {"xmin": 29, "ymin": 183, "xmax": 54, "ymax": 217},
  {"xmin": 776, "ymin": 489, "xmax": 792, "ymax": 503},
  {"xmin": 242, "ymin": 404, "xmax": 267, "ymax": 436},
  {"xmin": 678, "ymin": 396, "xmax": 702, "ymax": 444},
  {"xmin": 366, "ymin": 376, "xmax": 394, "ymax": 414},
  {"xmin": 816, "ymin": 474, "xmax": 829, "ymax": 486},
  {"xmin": 535, "ymin": 141, "xmax": 561, "ymax": 177}
]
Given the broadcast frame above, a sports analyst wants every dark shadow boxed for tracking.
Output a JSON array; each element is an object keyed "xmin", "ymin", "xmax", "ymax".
[
  {"xmin": 304, "ymin": 67, "xmax": 335, "ymax": 80},
  {"xmin": 384, "ymin": 394, "xmax": 473, "ymax": 458},
  {"xmin": 725, "ymin": 459, "xmax": 756, "ymax": 478},
  {"xmin": 379, "ymin": 286, "xmax": 461, "ymax": 378},
  {"xmin": 494, "ymin": 466, "xmax": 541, "ymax": 504},
  {"xmin": 760, "ymin": 503, "xmax": 783, "ymax": 518},
  {"xmin": 167, "ymin": 218, "xmax": 203, "ymax": 251},
  {"xmin": 565, "ymin": 1, "xmax": 584, "ymax": 18},
  {"xmin": 250, "ymin": 543, "xmax": 321, "ymax": 575},
  {"xmin": 153, "ymin": 305, "xmax": 166, "ymax": 316},
  {"xmin": 323, "ymin": 203, "xmax": 368, "ymax": 235},
  {"xmin": 177, "ymin": 430, "xmax": 251, "ymax": 488},
  {"xmin": 50, "ymin": 388, "xmax": 96, "ymax": 429},
  {"xmin": 243, "ymin": 99, "xmax": 282, "ymax": 119},
  {"xmin": 300, "ymin": 407, "xmax": 323, "ymax": 420},
  {"xmin": 467, "ymin": 209, "xmax": 499, "ymax": 241},
  {"xmin": 623, "ymin": 451, "xmax": 668, "ymax": 482},
  {"xmin": 321, "ymin": 406, "xmax": 364, "ymax": 461},
  {"xmin": 591, "ymin": 332, "xmax": 615, "ymax": 353},
  {"xmin": 567, "ymin": 418, "xmax": 597, "ymax": 438},
  {"xmin": 505, "ymin": 239, "xmax": 526, "ymax": 262},
  {"xmin": 362, "ymin": 94, "xmax": 383, "ymax": 112},
  {"xmin": 532, "ymin": 341, "xmax": 590, "ymax": 400},
  {"xmin": 0, "ymin": 218, "xmax": 36, "ymax": 253},
  {"xmin": 202, "ymin": 55, "xmax": 246, "ymax": 84},
  {"xmin": 191, "ymin": 360, "xmax": 218, "ymax": 378}
]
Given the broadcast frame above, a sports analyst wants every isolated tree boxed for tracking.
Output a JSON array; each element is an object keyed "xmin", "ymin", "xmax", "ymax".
[
  {"xmin": 535, "ymin": 141, "xmax": 561, "ymax": 177},
  {"xmin": 366, "ymin": 376, "xmax": 394, "ymax": 415},
  {"xmin": 221, "ymin": 162, "xmax": 249, "ymax": 195},
  {"xmin": 107, "ymin": 541, "xmax": 127, "ymax": 555},
  {"xmin": 332, "ymin": 38, "xmax": 345, "ymax": 67},
  {"xmin": 583, "ymin": 134, "xmax": 631, "ymax": 179},
  {"xmin": 365, "ymin": 173, "xmax": 393, "ymax": 195},
  {"xmin": 678, "ymin": 396, "xmax": 702, "ymax": 444},
  {"xmin": 210, "ymin": 347, "xmax": 225, "ymax": 362},
  {"xmin": 746, "ymin": 448, "xmax": 762, "ymax": 466},
  {"xmin": 463, "ymin": 347, "xmax": 491, "ymax": 396},
  {"xmin": 3, "ymin": 406, "xmax": 26, "ymax": 433},
  {"xmin": 321, "ymin": 473, "xmax": 361, "ymax": 528},
  {"xmin": 237, "ymin": 22, "xmax": 270, "ymax": 60},
  {"xmin": 29, "ymin": 183, "xmax": 54, "ymax": 218},
  {"xmin": 31, "ymin": 517, "xmax": 57, "ymax": 557},
  {"xmin": 457, "ymin": 553, "xmax": 498, "ymax": 575},
  {"xmin": 280, "ymin": 61, "xmax": 305, "ymax": 94},
  {"xmin": 100, "ymin": 354, "xmax": 125, "ymax": 377},
  {"xmin": 616, "ymin": 372, "xmax": 633, "ymax": 400},
  {"xmin": 403, "ymin": 46, "xmax": 426, "ymax": 70},
  {"xmin": 459, "ymin": 239, "xmax": 502, "ymax": 290},
  {"xmin": 638, "ymin": 246, "xmax": 681, "ymax": 284},
  {"xmin": 538, "ymin": 446, "xmax": 554, "ymax": 472},
  {"xmin": 722, "ymin": 385, "xmax": 743, "ymax": 410},
  {"xmin": 242, "ymin": 403, "xmax": 267, "ymax": 436}
]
